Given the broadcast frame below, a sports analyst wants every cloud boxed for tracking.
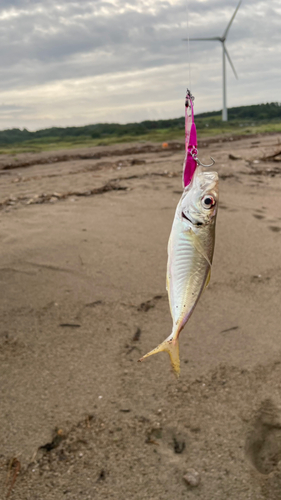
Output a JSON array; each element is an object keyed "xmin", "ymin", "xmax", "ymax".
[{"xmin": 0, "ymin": 0, "xmax": 280, "ymax": 129}]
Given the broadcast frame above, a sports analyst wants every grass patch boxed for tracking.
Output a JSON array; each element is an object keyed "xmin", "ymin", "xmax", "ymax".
[{"xmin": 0, "ymin": 121, "xmax": 280, "ymax": 155}]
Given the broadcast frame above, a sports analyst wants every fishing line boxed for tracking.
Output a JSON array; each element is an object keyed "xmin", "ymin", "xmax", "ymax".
[{"xmin": 186, "ymin": 0, "xmax": 191, "ymax": 88}]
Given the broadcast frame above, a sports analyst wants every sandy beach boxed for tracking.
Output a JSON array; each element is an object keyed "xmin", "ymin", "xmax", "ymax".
[{"xmin": 1, "ymin": 133, "xmax": 281, "ymax": 499}]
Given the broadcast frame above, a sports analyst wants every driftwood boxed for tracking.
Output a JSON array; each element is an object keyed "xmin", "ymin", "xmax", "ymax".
[{"xmin": 262, "ymin": 149, "xmax": 281, "ymax": 162}]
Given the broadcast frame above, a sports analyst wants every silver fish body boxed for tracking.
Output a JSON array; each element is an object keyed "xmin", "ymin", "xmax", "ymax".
[
  {"xmin": 167, "ymin": 167, "xmax": 218, "ymax": 338},
  {"xmin": 139, "ymin": 166, "xmax": 219, "ymax": 376}
]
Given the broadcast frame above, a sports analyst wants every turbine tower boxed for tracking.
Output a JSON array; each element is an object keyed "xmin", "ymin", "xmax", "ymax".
[{"xmin": 184, "ymin": 0, "xmax": 242, "ymax": 121}]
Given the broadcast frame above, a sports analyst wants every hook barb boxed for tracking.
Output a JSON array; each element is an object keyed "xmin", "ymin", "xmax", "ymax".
[
  {"xmin": 197, "ymin": 156, "xmax": 216, "ymax": 168},
  {"xmin": 191, "ymin": 152, "xmax": 215, "ymax": 168}
]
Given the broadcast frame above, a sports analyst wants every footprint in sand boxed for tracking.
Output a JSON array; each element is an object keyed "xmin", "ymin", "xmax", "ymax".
[
  {"xmin": 147, "ymin": 425, "xmax": 187, "ymax": 461},
  {"xmin": 269, "ymin": 226, "xmax": 281, "ymax": 233},
  {"xmin": 245, "ymin": 399, "xmax": 281, "ymax": 474}
]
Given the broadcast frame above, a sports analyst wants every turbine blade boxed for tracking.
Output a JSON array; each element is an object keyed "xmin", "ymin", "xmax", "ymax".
[
  {"xmin": 222, "ymin": 0, "xmax": 242, "ymax": 39},
  {"xmin": 183, "ymin": 37, "xmax": 221, "ymax": 41},
  {"xmin": 224, "ymin": 45, "xmax": 238, "ymax": 79}
]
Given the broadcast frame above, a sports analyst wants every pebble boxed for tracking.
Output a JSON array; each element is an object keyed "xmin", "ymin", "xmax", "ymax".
[
  {"xmin": 183, "ymin": 468, "xmax": 201, "ymax": 487},
  {"xmin": 229, "ymin": 153, "xmax": 242, "ymax": 160}
]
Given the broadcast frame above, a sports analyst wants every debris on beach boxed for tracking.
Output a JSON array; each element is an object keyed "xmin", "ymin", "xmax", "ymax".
[
  {"xmin": 0, "ymin": 181, "xmax": 128, "ymax": 210},
  {"xmin": 229, "ymin": 153, "xmax": 242, "ymax": 160},
  {"xmin": 262, "ymin": 149, "xmax": 281, "ymax": 162},
  {"xmin": 183, "ymin": 468, "xmax": 201, "ymax": 487}
]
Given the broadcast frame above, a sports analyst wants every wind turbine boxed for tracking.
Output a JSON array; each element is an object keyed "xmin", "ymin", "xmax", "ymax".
[{"xmin": 184, "ymin": 0, "xmax": 242, "ymax": 121}]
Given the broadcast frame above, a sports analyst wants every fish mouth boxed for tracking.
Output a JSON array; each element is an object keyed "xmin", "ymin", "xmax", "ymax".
[{"xmin": 181, "ymin": 211, "xmax": 203, "ymax": 227}]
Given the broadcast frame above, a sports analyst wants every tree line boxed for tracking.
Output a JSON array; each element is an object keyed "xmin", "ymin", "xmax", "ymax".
[{"xmin": 0, "ymin": 102, "xmax": 280, "ymax": 146}]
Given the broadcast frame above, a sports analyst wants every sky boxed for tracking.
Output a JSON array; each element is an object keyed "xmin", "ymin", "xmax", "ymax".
[{"xmin": 0, "ymin": 0, "xmax": 280, "ymax": 131}]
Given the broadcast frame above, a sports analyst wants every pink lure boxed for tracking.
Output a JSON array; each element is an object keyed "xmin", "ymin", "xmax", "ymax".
[{"xmin": 183, "ymin": 90, "xmax": 198, "ymax": 188}]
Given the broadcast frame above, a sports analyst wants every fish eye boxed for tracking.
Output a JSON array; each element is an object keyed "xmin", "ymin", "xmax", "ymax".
[{"xmin": 202, "ymin": 195, "xmax": 216, "ymax": 209}]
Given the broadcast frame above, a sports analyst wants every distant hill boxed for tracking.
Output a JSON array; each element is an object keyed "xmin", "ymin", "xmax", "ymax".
[
  {"xmin": 196, "ymin": 102, "xmax": 281, "ymax": 120},
  {"xmin": 0, "ymin": 102, "xmax": 280, "ymax": 146}
]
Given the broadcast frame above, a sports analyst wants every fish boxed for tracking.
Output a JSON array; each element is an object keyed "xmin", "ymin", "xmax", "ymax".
[{"xmin": 139, "ymin": 165, "xmax": 219, "ymax": 377}]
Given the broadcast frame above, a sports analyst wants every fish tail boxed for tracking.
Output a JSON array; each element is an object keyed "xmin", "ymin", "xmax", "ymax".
[{"xmin": 138, "ymin": 337, "xmax": 180, "ymax": 378}]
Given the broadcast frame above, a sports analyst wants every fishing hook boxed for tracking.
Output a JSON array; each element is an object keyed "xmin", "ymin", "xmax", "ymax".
[
  {"xmin": 196, "ymin": 156, "xmax": 215, "ymax": 168},
  {"xmin": 191, "ymin": 151, "xmax": 215, "ymax": 168}
]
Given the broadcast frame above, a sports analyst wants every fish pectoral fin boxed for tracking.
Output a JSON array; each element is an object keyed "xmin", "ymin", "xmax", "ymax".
[
  {"xmin": 204, "ymin": 268, "xmax": 211, "ymax": 290},
  {"xmin": 138, "ymin": 338, "xmax": 180, "ymax": 378},
  {"xmin": 183, "ymin": 229, "xmax": 212, "ymax": 267}
]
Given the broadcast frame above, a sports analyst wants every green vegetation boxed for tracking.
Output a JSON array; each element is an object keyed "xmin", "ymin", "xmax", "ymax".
[
  {"xmin": 196, "ymin": 102, "xmax": 281, "ymax": 120},
  {"xmin": 0, "ymin": 102, "xmax": 281, "ymax": 154}
]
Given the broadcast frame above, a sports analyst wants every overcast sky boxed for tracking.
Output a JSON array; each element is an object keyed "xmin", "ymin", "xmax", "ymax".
[{"xmin": 0, "ymin": 0, "xmax": 280, "ymax": 131}]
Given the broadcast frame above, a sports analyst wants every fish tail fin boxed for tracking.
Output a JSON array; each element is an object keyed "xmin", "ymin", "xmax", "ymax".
[{"xmin": 138, "ymin": 337, "xmax": 180, "ymax": 378}]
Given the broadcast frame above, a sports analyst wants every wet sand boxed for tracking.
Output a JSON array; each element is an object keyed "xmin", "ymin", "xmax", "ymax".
[{"xmin": 1, "ymin": 134, "xmax": 281, "ymax": 499}]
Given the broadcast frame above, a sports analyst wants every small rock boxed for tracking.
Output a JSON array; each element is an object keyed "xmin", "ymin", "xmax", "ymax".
[
  {"xmin": 183, "ymin": 468, "xmax": 200, "ymax": 487},
  {"xmin": 229, "ymin": 153, "xmax": 242, "ymax": 160}
]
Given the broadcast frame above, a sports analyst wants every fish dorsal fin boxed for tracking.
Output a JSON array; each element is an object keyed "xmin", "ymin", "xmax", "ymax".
[{"xmin": 183, "ymin": 228, "xmax": 212, "ymax": 268}]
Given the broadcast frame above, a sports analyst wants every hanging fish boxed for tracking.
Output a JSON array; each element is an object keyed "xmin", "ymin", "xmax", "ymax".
[{"xmin": 138, "ymin": 90, "xmax": 219, "ymax": 377}]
